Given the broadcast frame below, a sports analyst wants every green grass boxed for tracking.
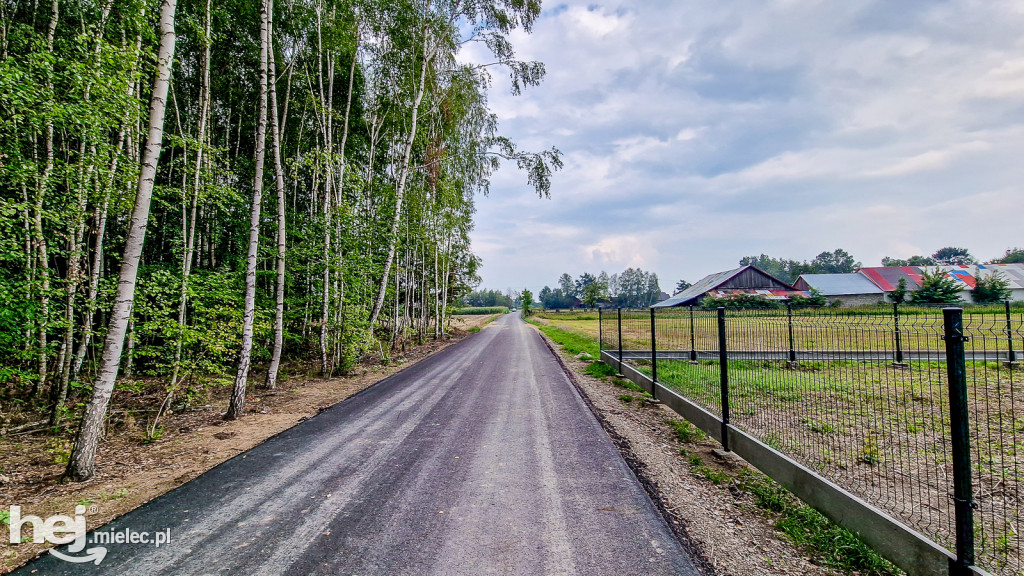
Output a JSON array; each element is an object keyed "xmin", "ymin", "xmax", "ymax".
[
  {"xmin": 585, "ymin": 362, "xmax": 617, "ymax": 378},
  {"xmin": 739, "ymin": 471, "xmax": 899, "ymax": 574},
  {"xmin": 452, "ymin": 306, "xmax": 509, "ymax": 315},
  {"xmin": 668, "ymin": 418, "xmax": 706, "ymax": 443},
  {"xmin": 527, "ymin": 319, "xmax": 601, "ymax": 358}
]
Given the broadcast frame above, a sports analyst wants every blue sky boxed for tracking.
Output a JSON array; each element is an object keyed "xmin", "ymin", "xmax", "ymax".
[{"xmin": 464, "ymin": 1, "xmax": 1024, "ymax": 294}]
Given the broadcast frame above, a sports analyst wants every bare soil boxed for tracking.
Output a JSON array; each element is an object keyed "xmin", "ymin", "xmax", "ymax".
[
  {"xmin": 0, "ymin": 314, "xmax": 498, "ymax": 573},
  {"xmin": 531, "ymin": 325, "xmax": 844, "ymax": 576}
]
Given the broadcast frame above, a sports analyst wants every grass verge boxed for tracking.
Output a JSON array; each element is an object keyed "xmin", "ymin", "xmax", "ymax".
[
  {"xmin": 526, "ymin": 318, "xmax": 600, "ymax": 358},
  {"xmin": 738, "ymin": 470, "xmax": 899, "ymax": 575},
  {"xmin": 533, "ymin": 317, "xmax": 902, "ymax": 575}
]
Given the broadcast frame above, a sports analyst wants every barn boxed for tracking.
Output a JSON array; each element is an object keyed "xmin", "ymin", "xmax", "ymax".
[
  {"xmin": 857, "ymin": 264, "xmax": 1024, "ymax": 303},
  {"xmin": 652, "ymin": 266, "xmax": 808, "ymax": 307},
  {"xmin": 793, "ymin": 273, "xmax": 885, "ymax": 307}
]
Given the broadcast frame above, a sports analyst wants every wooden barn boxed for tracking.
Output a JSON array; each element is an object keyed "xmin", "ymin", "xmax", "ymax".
[{"xmin": 652, "ymin": 266, "xmax": 807, "ymax": 307}]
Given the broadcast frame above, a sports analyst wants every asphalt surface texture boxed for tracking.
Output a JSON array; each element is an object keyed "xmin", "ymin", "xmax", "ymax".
[{"xmin": 17, "ymin": 313, "xmax": 701, "ymax": 576}]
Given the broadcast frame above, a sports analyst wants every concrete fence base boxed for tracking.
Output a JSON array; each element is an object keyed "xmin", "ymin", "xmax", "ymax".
[{"xmin": 601, "ymin": 350, "xmax": 991, "ymax": 576}]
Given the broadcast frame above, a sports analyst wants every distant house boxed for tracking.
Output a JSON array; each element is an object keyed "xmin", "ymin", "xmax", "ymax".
[
  {"xmin": 652, "ymin": 266, "xmax": 809, "ymax": 307},
  {"xmin": 857, "ymin": 264, "xmax": 1024, "ymax": 303},
  {"xmin": 793, "ymin": 273, "xmax": 885, "ymax": 308},
  {"xmin": 974, "ymin": 264, "xmax": 1024, "ymax": 302},
  {"xmin": 856, "ymin": 266, "xmax": 924, "ymax": 299}
]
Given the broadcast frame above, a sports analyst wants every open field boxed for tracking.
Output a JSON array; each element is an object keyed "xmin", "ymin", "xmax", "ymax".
[
  {"xmin": 537, "ymin": 308, "xmax": 1023, "ymax": 356},
  {"xmin": 532, "ymin": 309, "xmax": 1024, "ymax": 576}
]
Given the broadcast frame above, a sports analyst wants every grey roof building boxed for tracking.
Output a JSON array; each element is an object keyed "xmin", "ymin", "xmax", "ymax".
[{"xmin": 793, "ymin": 273, "xmax": 885, "ymax": 307}]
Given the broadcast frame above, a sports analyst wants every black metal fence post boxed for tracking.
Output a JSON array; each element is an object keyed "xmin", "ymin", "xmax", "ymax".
[
  {"xmin": 689, "ymin": 305, "xmax": 697, "ymax": 362},
  {"xmin": 1006, "ymin": 300, "xmax": 1017, "ymax": 363},
  {"xmin": 943, "ymin": 307, "xmax": 976, "ymax": 575},
  {"xmin": 650, "ymin": 308, "xmax": 658, "ymax": 400},
  {"xmin": 787, "ymin": 303, "xmax": 797, "ymax": 363},
  {"xmin": 718, "ymin": 307, "xmax": 730, "ymax": 452},
  {"xmin": 617, "ymin": 307, "xmax": 623, "ymax": 366},
  {"xmin": 598, "ymin": 308, "xmax": 603, "ymax": 353},
  {"xmin": 893, "ymin": 302, "xmax": 905, "ymax": 364}
]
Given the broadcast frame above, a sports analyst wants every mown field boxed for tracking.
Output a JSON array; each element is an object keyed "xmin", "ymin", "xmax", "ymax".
[{"xmin": 532, "ymin": 309, "xmax": 1024, "ymax": 576}]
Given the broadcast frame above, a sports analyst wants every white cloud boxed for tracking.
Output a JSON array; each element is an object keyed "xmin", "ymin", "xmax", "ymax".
[{"xmin": 467, "ymin": 0, "xmax": 1024, "ymax": 290}]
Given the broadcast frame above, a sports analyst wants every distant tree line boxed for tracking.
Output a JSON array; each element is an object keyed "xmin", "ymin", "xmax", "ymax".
[
  {"xmin": 882, "ymin": 246, "xmax": 1023, "ymax": 267},
  {"xmin": 459, "ymin": 289, "xmax": 515, "ymax": 309},
  {"xmin": 738, "ymin": 249, "xmax": 861, "ymax": 284},
  {"xmin": 537, "ymin": 268, "xmax": 662, "ymax": 309}
]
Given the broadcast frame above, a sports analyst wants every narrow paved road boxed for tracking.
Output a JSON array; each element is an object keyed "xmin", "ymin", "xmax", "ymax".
[{"xmin": 19, "ymin": 313, "xmax": 699, "ymax": 575}]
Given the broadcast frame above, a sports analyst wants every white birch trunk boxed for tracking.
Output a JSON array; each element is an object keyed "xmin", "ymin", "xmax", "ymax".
[
  {"xmin": 226, "ymin": 0, "xmax": 270, "ymax": 419},
  {"xmin": 265, "ymin": 13, "xmax": 288, "ymax": 390},
  {"xmin": 64, "ymin": 0, "xmax": 179, "ymax": 481}
]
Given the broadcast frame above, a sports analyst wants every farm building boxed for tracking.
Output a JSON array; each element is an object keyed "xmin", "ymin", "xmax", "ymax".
[
  {"xmin": 793, "ymin": 273, "xmax": 885, "ymax": 307},
  {"xmin": 852, "ymin": 264, "xmax": 1024, "ymax": 303},
  {"xmin": 652, "ymin": 266, "xmax": 808, "ymax": 307},
  {"xmin": 856, "ymin": 266, "xmax": 924, "ymax": 298}
]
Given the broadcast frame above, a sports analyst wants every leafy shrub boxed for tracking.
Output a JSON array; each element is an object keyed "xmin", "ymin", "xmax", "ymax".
[
  {"xmin": 973, "ymin": 271, "xmax": 1012, "ymax": 304},
  {"xmin": 911, "ymin": 268, "xmax": 962, "ymax": 304}
]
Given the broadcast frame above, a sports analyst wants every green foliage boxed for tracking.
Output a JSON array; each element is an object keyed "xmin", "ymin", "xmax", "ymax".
[
  {"xmin": 911, "ymin": 268, "xmax": 963, "ymax": 304},
  {"xmin": 972, "ymin": 272, "xmax": 1012, "ymax": 304},
  {"xmin": 890, "ymin": 277, "xmax": 908, "ymax": 304},
  {"xmin": 459, "ymin": 289, "xmax": 513, "ymax": 308},
  {"xmin": 740, "ymin": 472, "xmax": 898, "ymax": 574},
  {"xmin": 931, "ymin": 246, "xmax": 975, "ymax": 266},
  {"xmin": 667, "ymin": 418, "xmax": 706, "ymax": 443},
  {"xmin": 581, "ymin": 280, "xmax": 607, "ymax": 308},
  {"xmin": 740, "ymin": 249, "xmax": 860, "ymax": 284},
  {"xmin": 585, "ymin": 362, "xmax": 617, "ymax": 378},
  {"xmin": 699, "ymin": 293, "xmax": 783, "ymax": 310},
  {"xmin": 882, "ymin": 254, "xmax": 936, "ymax": 267},
  {"xmin": 451, "ymin": 306, "xmax": 509, "ymax": 315},
  {"xmin": 521, "ymin": 289, "xmax": 533, "ymax": 316},
  {"xmin": 0, "ymin": 0, "xmax": 562, "ymax": 427},
  {"xmin": 789, "ymin": 288, "xmax": 828, "ymax": 309},
  {"xmin": 994, "ymin": 247, "xmax": 1024, "ymax": 264},
  {"xmin": 528, "ymin": 320, "xmax": 600, "ymax": 358}
]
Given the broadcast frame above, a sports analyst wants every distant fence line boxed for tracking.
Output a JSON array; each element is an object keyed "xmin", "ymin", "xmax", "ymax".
[{"xmin": 598, "ymin": 303, "xmax": 1023, "ymax": 576}]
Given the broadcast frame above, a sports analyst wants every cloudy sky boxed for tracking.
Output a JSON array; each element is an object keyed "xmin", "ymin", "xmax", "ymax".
[{"xmin": 464, "ymin": 1, "xmax": 1024, "ymax": 294}]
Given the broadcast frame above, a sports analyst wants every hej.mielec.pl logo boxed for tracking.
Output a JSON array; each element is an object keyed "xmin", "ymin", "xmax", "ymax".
[{"xmin": 5, "ymin": 505, "xmax": 171, "ymax": 565}]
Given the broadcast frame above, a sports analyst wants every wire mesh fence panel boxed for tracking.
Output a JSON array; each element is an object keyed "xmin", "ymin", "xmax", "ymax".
[
  {"xmin": 650, "ymin": 307, "xmax": 723, "ymax": 416},
  {"xmin": 965, "ymin": 309, "xmax": 1022, "ymax": 575},
  {"xmin": 597, "ymin": 302, "xmax": 1024, "ymax": 574},
  {"xmin": 725, "ymin": 309, "xmax": 957, "ymax": 557}
]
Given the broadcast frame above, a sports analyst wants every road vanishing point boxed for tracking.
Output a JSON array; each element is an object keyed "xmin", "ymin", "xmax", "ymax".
[{"xmin": 18, "ymin": 313, "xmax": 701, "ymax": 576}]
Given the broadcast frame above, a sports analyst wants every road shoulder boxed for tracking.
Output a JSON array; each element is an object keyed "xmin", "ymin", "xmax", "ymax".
[{"xmin": 531, "ymin": 325, "xmax": 844, "ymax": 576}]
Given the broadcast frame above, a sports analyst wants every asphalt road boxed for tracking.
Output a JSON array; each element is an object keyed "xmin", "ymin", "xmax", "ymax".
[{"xmin": 18, "ymin": 313, "xmax": 700, "ymax": 576}]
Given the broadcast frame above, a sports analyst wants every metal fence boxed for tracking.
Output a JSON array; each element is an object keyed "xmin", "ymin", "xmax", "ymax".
[{"xmin": 598, "ymin": 303, "xmax": 1023, "ymax": 576}]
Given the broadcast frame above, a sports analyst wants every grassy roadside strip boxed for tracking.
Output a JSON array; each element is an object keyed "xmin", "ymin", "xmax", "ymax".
[
  {"xmin": 529, "ymin": 316, "xmax": 899, "ymax": 575},
  {"xmin": 526, "ymin": 317, "xmax": 600, "ymax": 358}
]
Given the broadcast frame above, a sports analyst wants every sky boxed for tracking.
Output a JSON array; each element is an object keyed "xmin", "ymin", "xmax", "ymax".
[{"xmin": 463, "ymin": 1, "xmax": 1024, "ymax": 295}]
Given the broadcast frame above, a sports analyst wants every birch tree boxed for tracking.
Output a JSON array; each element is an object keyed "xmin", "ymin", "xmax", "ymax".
[{"xmin": 65, "ymin": 0, "xmax": 179, "ymax": 481}]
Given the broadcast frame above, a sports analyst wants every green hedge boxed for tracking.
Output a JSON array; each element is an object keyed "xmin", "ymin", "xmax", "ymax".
[{"xmin": 452, "ymin": 306, "xmax": 509, "ymax": 315}]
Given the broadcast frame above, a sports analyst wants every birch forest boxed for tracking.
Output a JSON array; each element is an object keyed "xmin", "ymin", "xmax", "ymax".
[{"xmin": 0, "ymin": 0, "xmax": 560, "ymax": 480}]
